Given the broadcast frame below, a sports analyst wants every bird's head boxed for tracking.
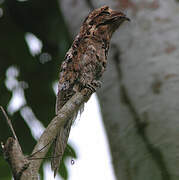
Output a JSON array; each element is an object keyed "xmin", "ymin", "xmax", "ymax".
[{"xmin": 80, "ymin": 5, "xmax": 130, "ymax": 40}]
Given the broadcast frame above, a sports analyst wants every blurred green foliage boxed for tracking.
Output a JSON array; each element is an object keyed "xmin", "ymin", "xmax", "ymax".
[{"xmin": 0, "ymin": 0, "xmax": 76, "ymax": 179}]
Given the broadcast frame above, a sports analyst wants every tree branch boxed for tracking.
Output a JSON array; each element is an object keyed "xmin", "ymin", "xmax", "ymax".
[
  {"xmin": 0, "ymin": 106, "xmax": 18, "ymax": 140},
  {"xmin": 2, "ymin": 89, "xmax": 91, "ymax": 179},
  {"xmin": 1, "ymin": 138, "xmax": 29, "ymax": 180}
]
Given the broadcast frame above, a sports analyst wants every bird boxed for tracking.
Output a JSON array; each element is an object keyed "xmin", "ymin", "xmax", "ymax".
[{"xmin": 51, "ymin": 5, "xmax": 130, "ymax": 176}]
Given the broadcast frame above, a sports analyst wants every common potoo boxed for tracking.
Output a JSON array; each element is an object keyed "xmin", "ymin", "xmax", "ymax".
[{"xmin": 51, "ymin": 5, "xmax": 130, "ymax": 176}]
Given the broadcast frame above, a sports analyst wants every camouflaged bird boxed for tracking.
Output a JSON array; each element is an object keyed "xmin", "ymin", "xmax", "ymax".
[{"xmin": 51, "ymin": 5, "xmax": 130, "ymax": 176}]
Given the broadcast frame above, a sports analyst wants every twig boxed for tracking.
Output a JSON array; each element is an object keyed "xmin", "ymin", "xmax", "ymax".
[
  {"xmin": 28, "ymin": 140, "xmax": 53, "ymax": 159},
  {"xmin": 0, "ymin": 106, "xmax": 18, "ymax": 140},
  {"xmin": 24, "ymin": 90, "xmax": 91, "ymax": 177},
  {"xmin": 1, "ymin": 89, "xmax": 91, "ymax": 179},
  {"xmin": 28, "ymin": 154, "xmax": 63, "ymax": 160}
]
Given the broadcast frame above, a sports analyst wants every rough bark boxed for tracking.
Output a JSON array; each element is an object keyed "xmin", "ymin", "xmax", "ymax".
[
  {"xmin": 59, "ymin": 0, "xmax": 179, "ymax": 179},
  {"xmin": 1, "ymin": 90, "xmax": 91, "ymax": 179}
]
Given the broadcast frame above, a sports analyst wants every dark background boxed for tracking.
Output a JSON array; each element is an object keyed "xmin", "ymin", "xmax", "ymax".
[{"xmin": 0, "ymin": 0, "xmax": 76, "ymax": 179}]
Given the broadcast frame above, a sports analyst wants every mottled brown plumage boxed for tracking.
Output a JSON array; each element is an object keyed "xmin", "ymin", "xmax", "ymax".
[{"xmin": 51, "ymin": 5, "xmax": 130, "ymax": 176}]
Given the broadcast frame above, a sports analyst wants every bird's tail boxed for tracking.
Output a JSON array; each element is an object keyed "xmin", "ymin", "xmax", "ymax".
[
  {"xmin": 52, "ymin": 96, "xmax": 84, "ymax": 177},
  {"xmin": 51, "ymin": 117, "xmax": 73, "ymax": 177}
]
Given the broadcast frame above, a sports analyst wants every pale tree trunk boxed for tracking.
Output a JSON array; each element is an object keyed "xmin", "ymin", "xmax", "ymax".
[{"xmin": 59, "ymin": 0, "xmax": 179, "ymax": 180}]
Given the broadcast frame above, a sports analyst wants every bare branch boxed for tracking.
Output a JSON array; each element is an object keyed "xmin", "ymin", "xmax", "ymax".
[
  {"xmin": 1, "ymin": 89, "xmax": 90, "ymax": 179},
  {"xmin": 2, "ymin": 137, "xmax": 29, "ymax": 180},
  {"xmin": 20, "ymin": 89, "xmax": 91, "ymax": 179},
  {"xmin": 0, "ymin": 106, "xmax": 18, "ymax": 140}
]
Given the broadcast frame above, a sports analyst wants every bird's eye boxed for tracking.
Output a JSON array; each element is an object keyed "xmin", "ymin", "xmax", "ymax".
[
  {"xmin": 100, "ymin": 11, "xmax": 110, "ymax": 16},
  {"xmin": 95, "ymin": 11, "xmax": 110, "ymax": 19}
]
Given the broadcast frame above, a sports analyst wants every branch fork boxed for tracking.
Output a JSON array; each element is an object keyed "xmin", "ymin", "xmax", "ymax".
[{"xmin": 1, "ymin": 89, "xmax": 91, "ymax": 180}]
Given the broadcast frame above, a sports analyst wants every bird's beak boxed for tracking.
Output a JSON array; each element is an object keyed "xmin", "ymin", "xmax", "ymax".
[
  {"xmin": 120, "ymin": 16, "xmax": 130, "ymax": 22},
  {"xmin": 111, "ymin": 12, "xmax": 130, "ymax": 22},
  {"xmin": 97, "ymin": 11, "xmax": 130, "ymax": 28}
]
